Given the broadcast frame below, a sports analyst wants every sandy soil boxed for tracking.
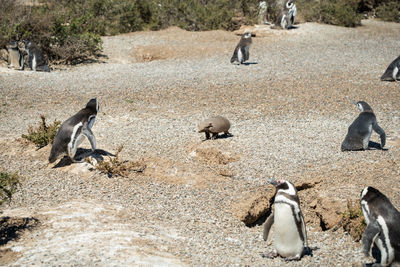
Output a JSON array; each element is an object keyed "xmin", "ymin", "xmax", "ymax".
[{"xmin": 0, "ymin": 20, "xmax": 399, "ymax": 266}]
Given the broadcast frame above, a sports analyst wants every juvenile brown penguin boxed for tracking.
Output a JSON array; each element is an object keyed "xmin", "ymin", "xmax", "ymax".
[
  {"xmin": 230, "ymin": 31, "xmax": 252, "ymax": 64},
  {"xmin": 198, "ymin": 116, "xmax": 231, "ymax": 140}
]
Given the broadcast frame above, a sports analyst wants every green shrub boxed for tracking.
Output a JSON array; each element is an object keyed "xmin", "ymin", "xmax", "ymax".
[
  {"xmin": 0, "ymin": 172, "xmax": 21, "ymax": 207},
  {"xmin": 22, "ymin": 115, "xmax": 61, "ymax": 149},
  {"xmin": 375, "ymin": 1, "xmax": 400, "ymax": 22},
  {"xmin": 297, "ymin": 0, "xmax": 362, "ymax": 27}
]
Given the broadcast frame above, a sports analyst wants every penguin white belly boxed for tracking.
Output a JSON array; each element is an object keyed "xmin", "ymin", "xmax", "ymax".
[
  {"xmin": 393, "ymin": 66, "xmax": 399, "ymax": 80},
  {"xmin": 273, "ymin": 203, "xmax": 303, "ymax": 257},
  {"xmin": 32, "ymin": 54, "xmax": 37, "ymax": 71},
  {"xmin": 363, "ymin": 124, "xmax": 372, "ymax": 149},
  {"xmin": 281, "ymin": 15, "xmax": 287, "ymax": 29},
  {"xmin": 237, "ymin": 49, "xmax": 243, "ymax": 63}
]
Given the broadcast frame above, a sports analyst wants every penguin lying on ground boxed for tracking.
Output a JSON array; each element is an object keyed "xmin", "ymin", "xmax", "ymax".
[
  {"xmin": 262, "ymin": 179, "xmax": 309, "ymax": 261},
  {"xmin": 49, "ymin": 98, "xmax": 99, "ymax": 163},
  {"xmin": 361, "ymin": 186, "xmax": 400, "ymax": 267}
]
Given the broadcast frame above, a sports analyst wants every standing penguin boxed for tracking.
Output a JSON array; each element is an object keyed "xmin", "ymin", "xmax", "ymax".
[
  {"xmin": 381, "ymin": 55, "xmax": 400, "ymax": 82},
  {"xmin": 287, "ymin": 0, "xmax": 297, "ymax": 27},
  {"xmin": 262, "ymin": 179, "xmax": 308, "ymax": 261},
  {"xmin": 274, "ymin": 0, "xmax": 296, "ymax": 29},
  {"xmin": 6, "ymin": 41, "xmax": 24, "ymax": 70},
  {"xmin": 341, "ymin": 101, "xmax": 386, "ymax": 151},
  {"xmin": 360, "ymin": 186, "xmax": 400, "ymax": 266},
  {"xmin": 21, "ymin": 40, "xmax": 50, "ymax": 72},
  {"xmin": 49, "ymin": 98, "xmax": 99, "ymax": 163},
  {"xmin": 230, "ymin": 31, "xmax": 252, "ymax": 64}
]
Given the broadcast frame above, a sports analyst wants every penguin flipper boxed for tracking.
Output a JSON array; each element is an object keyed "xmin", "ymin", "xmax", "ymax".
[
  {"xmin": 230, "ymin": 46, "xmax": 238, "ymax": 63},
  {"xmin": 372, "ymin": 122, "xmax": 386, "ymax": 148},
  {"xmin": 263, "ymin": 213, "xmax": 274, "ymax": 241},
  {"xmin": 361, "ymin": 220, "xmax": 380, "ymax": 257},
  {"xmin": 82, "ymin": 127, "xmax": 96, "ymax": 150}
]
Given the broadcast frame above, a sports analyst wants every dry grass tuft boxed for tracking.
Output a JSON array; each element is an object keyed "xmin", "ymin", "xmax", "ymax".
[
  {"xmin": 0, "ymin": 172, "xmax": 22, "ymax": 207},
  {"xmin": 96, "ymin": 145, "xmax": 146, "ymax": 177},
  {"xmin": 21, "ymin": 115, "xmax": 61, "ymax": 149},
  {"xmin": 336, "ymin": 199, "xmax": 366, "ymax": 241}
]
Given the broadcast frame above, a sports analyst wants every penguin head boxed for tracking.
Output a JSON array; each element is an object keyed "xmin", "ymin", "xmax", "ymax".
[
  {"xmin": 7, "ymin": 41, "xmax": 18, "ymax": 49},
  {"xmin": 355, "ymin": 101, "xmax": 373, "ymax": 113},
  {"xmin": 269, "ymin": 179, "xmax": 297, "ymax": 195},
  {"xmin": 286, "ymin": 0, "xmax": 294, "ymax": 9},
  {"xmin": 361, "ymin": 186, "xmax": 385, "ymax": 202},
  {"xmin": 243, "ymin": 30, "xmax": 252, "ymax": 39},
  {"xmin": 86, "ymin": 98, "xmax": 99, "ymax": 114}
]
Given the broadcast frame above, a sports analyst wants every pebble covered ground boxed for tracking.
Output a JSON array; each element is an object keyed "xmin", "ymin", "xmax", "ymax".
[{"xmin": 0, "ymin": 20, "xmax": 399, "ymax": 266}]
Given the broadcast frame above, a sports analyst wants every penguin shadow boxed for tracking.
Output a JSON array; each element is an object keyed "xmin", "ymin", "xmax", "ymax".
[
  {"xmin": 242, "ymin": 62, "xmax": 258, "ymax": 66},
  {"xmin": 368, "ymin": 141, "xmax": 388, "ymax": 151},
  {"xmin": 288, "ymin": 25, "xmax": 299, "ymax": 30},
  {"xmin": 52, "ymin": 148, "xmax": 115, "ymax": 168}
]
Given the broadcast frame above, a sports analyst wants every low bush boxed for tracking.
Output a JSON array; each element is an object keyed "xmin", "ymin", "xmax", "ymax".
[
  {"xmin": 0, "ymin": 172, "xmax": 22, "ymax": 207},
  {"xmin": 375, "ymin": 1, "xmax": 400, "ymax": 22},
  {"xmin": 22, "ymin": 115, "xmax": 61, "ymax": 148},
  {"xmin": 96, "ymin": 145, "xmax": 146, "ymax": 177},
  {"xmin": 297, "ymin": 0, "xmax": 362, "ymax": 27}
]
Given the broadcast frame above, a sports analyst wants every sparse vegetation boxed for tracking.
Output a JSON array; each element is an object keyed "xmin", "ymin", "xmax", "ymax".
[
  {"xmin": 375, "ymin": 1, "xmax": 400, "ymax": 22},
  {"xmin": 336, "ymin": 199, "xmax": 366, "ymax": 241},
  {"xmin": 96, "ymin": 145, "xmax": 146, "ymax": 177},
  {"xmin": 0, "ymin": 172, "xmax": 22, "ymax": 207},
  {"xmin": 296, "ymin": 0, "xmax": 363, "ymax": 27},
  {"xmin": 22, "ymin": 115, "xmax": 61, "ymax": 148},
  {"xmin": 0, "ymin": 0, "xmax": 398, "ymax": 64}
]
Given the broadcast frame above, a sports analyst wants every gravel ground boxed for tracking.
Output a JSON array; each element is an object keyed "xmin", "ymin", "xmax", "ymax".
[{"xmin": 0, "ymin": 19, "xmax": 399, "ymax": 266}]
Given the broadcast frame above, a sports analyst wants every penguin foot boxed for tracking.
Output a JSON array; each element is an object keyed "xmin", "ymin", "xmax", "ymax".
[{"xmin": 261, "ymin": 250, "xmax": 278, "ymax": 259}]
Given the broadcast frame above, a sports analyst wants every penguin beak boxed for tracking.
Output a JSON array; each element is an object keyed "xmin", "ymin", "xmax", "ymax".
[{"xmin": 267, "ymin": 179, "xmax": 278, "ymax": 186}]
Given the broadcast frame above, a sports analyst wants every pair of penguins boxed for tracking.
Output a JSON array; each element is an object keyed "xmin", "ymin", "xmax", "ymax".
[
  {"xmin": 6, "ymin": 40, "xmax": 50, "ymax": 72},
  {"xmin": 230, "ymin": 0, "xmax": 296, "ymax": 65},
  {"xmin": 264, "ymin": 179, "xmax": 400, "ymax": 266}
]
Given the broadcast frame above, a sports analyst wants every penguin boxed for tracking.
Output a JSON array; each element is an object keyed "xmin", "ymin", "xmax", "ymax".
[
  {"xmin": 381, "ymin": 55, "xmax": 400, "ymax": 82},
  {"xmin": 49, "ymin": 98, "xmax": 99, "ymax": 163},
  {"xmin": 262, "ymin": 179, "xmax": 308, "ymax": 261},
  {"xmin": 6, "ymin": 41, "xmax": 24, "ymax": 70},
  {"xmin": 341, "ymin": 101, "xmax": 386, "ymax": 151},
  {"xmin": 286, "ymin": 0, "xmax": 297, "ymax": 27},
  {"xmin": 21, "ymin": 40, "xmax": 50, "ymax": 72},
  {"xmin": 230, "ymin": 31, "xmax": 252, "ymax": 65},
  {"xmin": 360, "ymin": 186, "xmax": 400, "ymax": 267},
  {"xmin": 274, "ymin": 0, "xmax": 295, "ymax": 29}
]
